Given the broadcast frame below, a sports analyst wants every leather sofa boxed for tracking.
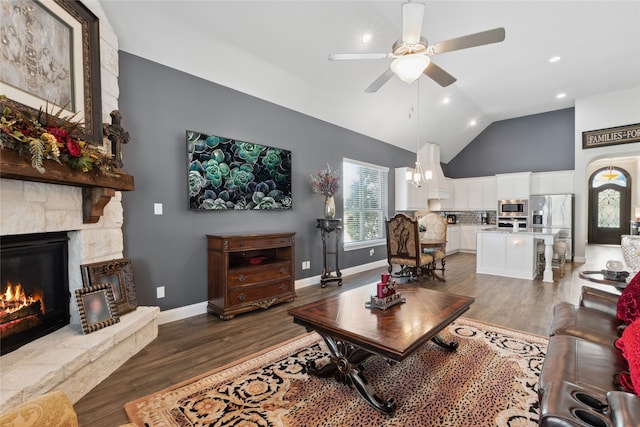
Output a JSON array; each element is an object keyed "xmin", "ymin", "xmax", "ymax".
[{"xmin": 538, "ymin": 286, "xmax": 640, "ymax": 427}]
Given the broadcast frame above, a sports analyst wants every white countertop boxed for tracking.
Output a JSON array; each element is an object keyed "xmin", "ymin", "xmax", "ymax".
[{"xmin": 477, "ymin": 227, "xmax": 560, "ymax": 235}]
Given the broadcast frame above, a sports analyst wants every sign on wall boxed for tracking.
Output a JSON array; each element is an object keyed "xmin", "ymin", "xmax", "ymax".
[{"xmin": 582, "ymin": 123, "xmax": 640, "ymax": 149}]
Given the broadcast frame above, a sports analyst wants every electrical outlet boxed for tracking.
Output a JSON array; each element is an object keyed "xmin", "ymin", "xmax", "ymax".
[
  {"xmin": 302, "ymin": 260, "xmax": 310, "ymax": 270},
  {"xmin": 153, "ymin": 203, "xmax": 163, "ymax": 215},
  {"xmin": 156, "ymin": 286, "xmax": 165, "ymax": 298},
  {"xmin": 369, "ymin": 248, "xmax": 375, "ymax": 256}
]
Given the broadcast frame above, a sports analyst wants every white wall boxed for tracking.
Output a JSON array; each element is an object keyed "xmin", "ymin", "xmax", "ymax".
[{"xmin": 574, "ymin": 86, "xmax": 640, "ymax": 262}]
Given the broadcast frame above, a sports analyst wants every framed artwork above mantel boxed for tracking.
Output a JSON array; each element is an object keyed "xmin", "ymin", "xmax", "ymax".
[{"xmin": 0, "ymin": 0, "xmax": 103, "ymax": 145}]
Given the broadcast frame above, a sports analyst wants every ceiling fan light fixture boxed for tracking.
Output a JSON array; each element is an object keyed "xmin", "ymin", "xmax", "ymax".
[{"xmin": 390, "ymin": 54, "xmax": 430, "ymax": 84}]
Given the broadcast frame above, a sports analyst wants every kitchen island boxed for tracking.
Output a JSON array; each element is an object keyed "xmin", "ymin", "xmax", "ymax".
[{"xmin": 476, "ymin": 228, "xmax": 559, "ymax": 282}]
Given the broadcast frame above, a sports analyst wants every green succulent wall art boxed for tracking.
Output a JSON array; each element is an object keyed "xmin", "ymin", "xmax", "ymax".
[{"xmin": 187, "ymin": 130, "xmax": 292, "ymax": 210}]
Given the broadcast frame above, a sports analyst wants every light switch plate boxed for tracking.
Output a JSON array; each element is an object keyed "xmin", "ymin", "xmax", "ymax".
[{"xmin": 154, "ymin": 203, "xmax": 163, "ymax": 215}]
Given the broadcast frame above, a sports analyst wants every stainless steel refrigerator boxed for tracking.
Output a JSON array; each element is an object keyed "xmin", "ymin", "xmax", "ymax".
[{"xmin": 530, "ymin": 194, "xmax": 574, "ymax": 260}]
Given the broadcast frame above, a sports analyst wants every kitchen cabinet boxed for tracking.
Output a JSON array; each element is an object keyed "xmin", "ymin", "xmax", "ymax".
[
  {"xmin": 496, "ymin": 172, "xmax": 531, "ymax": 200},
  {"xmin": 395, "ymin": 167, "xmax": 428, "ymax": 211},
  {"xmin": 530, "ymin": 170, "xmax": 574, "ymax": 195},
  {"xmin": 482, "ymin": 177, "xmax": 497, "ymax": 210},
  {"xmin": 446, "ymin": 226, "xmax": 461, "ymax": 254},
  {"xmin": 452, "ymin": 177, "xmax": 496, "ymax": 210},
  {"xmin": 453, "ymin": 180, "xmax": 469, "ymax": 210},
  {"xmin": 468, "ymin": 180, "xmax": 483, "ymax": 209},
  {"xmin": 460, "ymin": 225, "xmax": 480, "ymax": 252}
]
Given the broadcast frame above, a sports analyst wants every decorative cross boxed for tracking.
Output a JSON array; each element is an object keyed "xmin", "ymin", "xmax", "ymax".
[{"xmin": 102, "ymin": 110, "xmax": 130, "ymax": 169}]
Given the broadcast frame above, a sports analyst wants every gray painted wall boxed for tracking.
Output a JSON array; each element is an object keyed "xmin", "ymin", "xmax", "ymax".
[
  {"xmin": 118, "ymin": 52, "xmax": 415, "ymax": 310},
  {"xmin": 444, "ymin": 108, "xmax": 575, "ymax": 178}
]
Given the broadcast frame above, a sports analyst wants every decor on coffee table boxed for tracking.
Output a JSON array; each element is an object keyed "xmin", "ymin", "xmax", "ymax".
[
  {"xmin": 311, "ymin": 163, "xmax": 340, "ymax": 219},
  {"xmin": 289, "ymin": 284, "xmax": 473, "ymax": 414},
  {"xmin": 81, "ymin": 258, "xmax": 138, "ymax": 316},
  {"xmin": 124, "ymin": 317, "xmax": 547, "ymax": 426},
  {"xmin": 367, "ymin": 272, "xmax": 403, "ymax": 310},
  {"xmin": 316, "ymin": 218, "xmax": 343, "ymax": 287},
  {"xmin": 206, "ymin": 233, "xmax": 296, "ymax": 320},
  {"xmin": 75, "ymin": 284, "xmax": 119, "ymax": 334}
]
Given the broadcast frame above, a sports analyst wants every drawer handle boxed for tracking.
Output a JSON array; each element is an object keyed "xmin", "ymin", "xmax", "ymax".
[
  {"xmin": 279, "ymin": 267, "xmax": 286, "ymax": 274},
  {"xmin": 237, "ymin": 275, "xmax": 246, "ymax": 282},
  {"xmin": 237, "ymin": 293, "xmax": 247, "ymax": 301},
  {"xmin": 238, "ymin": 242, "xmax": 244, "ymax": 247},
  {"xmin": 279, "ymin": 284, "xmax": 286, "ymax": 291}
]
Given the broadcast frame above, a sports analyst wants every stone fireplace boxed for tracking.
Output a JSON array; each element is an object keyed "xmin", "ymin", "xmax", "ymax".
[{"xmin": 0, "ymin": 1, "xmax": 158, "ymax": 413}]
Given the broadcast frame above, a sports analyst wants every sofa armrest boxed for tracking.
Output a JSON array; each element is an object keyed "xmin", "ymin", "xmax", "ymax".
[
  {"xmin": 607, "ymin": 391, "xmax": 640, "ymax": 427},
  {"xmin": 579, "ymin": 286, "xmax": 620, "ymax": 317}
]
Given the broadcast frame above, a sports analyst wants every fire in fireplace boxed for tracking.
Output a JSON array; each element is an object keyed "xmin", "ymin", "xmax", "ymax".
[{"xmin": 0, "ymin": 232, "xmax": 70, "ymax": 355}]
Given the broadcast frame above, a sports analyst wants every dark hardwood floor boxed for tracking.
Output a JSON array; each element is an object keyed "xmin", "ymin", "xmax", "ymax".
[{"xmin": 74, "ymin": 246, "xmax": 622, "ymax": 426}]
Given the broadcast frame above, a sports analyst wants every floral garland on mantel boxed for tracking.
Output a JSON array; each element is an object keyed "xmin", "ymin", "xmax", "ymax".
[{"xmin": 0, "ymin": 96, "xmax": 119, "ymax": 176}]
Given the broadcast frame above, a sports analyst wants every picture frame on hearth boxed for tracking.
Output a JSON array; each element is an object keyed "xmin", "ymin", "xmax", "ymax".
[
  {"xmin": 81, "ymin": 258, "xmax": 138, "ymax": 316},
  {"xmin": 75, "ymin": 284, "xmax": 120, "ymax": 334},
  {"xmin": 0, "ymin": 0, "xmax": 103, "ymax": 144}
]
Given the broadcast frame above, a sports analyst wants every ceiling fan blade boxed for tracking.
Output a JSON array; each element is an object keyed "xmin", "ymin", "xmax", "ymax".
[
  {"xmin": 365, "ymin": 68, "xmax": 395, "ymax": 93},
  {"xmin": 429, "ymin": 27, "xmax": 505, "ymax": 55},
  {"xmin": 328, "ymin": 53, "xmax": 392, "ymax": 61},
  {"xmin": 402, "ymin": 2, "xmax": 425, "ymax": 45},
  {"xmin": 423, "ymin": 62, "xmax": 456, "ymax": 87}
]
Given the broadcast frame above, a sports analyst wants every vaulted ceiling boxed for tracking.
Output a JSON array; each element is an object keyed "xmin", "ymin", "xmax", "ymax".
[{"xmin": 100, "ymin": 1, "xmax": 640, "ymax": 162}]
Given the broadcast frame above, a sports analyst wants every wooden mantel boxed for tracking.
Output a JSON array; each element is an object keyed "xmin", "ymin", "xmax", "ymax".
[{"xmin": 0, "ymin": 148, "xmax": 134, "ymax": 224}]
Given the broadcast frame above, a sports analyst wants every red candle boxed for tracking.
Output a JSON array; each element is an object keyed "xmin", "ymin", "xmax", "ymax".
[{"xmin": 381, "ymin": 272, "xmax": 390, "ymax": 284}]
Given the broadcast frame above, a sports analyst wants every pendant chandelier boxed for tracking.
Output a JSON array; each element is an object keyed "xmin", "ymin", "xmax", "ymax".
[
  {"xmin": 407, "ymin": 81, "xmax": 428, "ymax": 188},
  {"xmin": 602, "ymin": 160, "xmax": 620, "ymax": 181}
]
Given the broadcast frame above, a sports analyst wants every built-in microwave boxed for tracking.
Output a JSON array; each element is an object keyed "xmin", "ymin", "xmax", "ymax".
[{"xmin": 498, "ymin": 199, "xmax": 528, "ymax": 217}]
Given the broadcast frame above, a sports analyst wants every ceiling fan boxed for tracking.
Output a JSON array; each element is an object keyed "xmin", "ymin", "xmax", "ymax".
[{"xmin": 329, "ymin": 1, "xmax": 505, "ymax": 92}]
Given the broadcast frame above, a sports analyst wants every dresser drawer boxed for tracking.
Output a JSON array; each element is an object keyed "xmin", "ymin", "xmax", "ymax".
[
  {"xmin": 228, "ymin": 281, "xmax": 293, "ymax": 307},
  {"xmin": 228, "ymin": 262, "xmax": 290, "ymax": 286},
  {"xmin": 226, "ymin": 236, "xmax": 293, "ymax": 251}
]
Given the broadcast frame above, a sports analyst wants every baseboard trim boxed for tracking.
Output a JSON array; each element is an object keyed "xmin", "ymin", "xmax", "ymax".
[
  {"xmin": 158, "ymin": 301, "xmax": 208, "ymax": 325},
  {"xmin": 295, "ymin": 258, "xmax": 388, "ymax": 289},
  {"xmin": 157, "ymin": 259, "xmax": 389, "ymax": 325}
]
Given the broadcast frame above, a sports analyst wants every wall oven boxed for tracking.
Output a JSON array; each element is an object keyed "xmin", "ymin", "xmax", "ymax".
[{"xmin": 498, "ymin": 199, "xmax": 528, "ymax": 217}]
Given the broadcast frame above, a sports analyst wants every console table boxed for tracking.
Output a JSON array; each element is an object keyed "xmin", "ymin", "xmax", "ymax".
[
  {"xmin": 316, "ymin": 218, "xmax": 342, "ymax": 287},
  {"xmin": 206, "ymin": 233, "xmax": 296, "ymax": 320}
]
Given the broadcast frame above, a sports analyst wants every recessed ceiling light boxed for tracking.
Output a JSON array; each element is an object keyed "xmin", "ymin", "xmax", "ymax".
[
  {"xmin": 556, "ymin": 92, "xmax": 567, "ymax": 99},
  {"xmin": 442, "ymin": 97, "xmax": 450, "ymax": 104},
  {"xmin": 469, "ymin": 119, "xmax": 477, "ymax": 126},
  {"xmin": 361, "ymin": 32, "xmax": 372, "ymax": 44},
  {"xmin": 549, "ymin": 56, "xmax": 561, "ymax": 63}
]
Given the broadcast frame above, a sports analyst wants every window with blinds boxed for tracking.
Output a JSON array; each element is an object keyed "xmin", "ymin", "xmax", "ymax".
[{"xmin": 342, "ymin": 158, "xmax": 389, "ymax": 249}]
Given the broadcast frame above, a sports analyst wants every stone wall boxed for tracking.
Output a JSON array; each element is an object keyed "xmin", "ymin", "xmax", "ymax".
[
  {"xmin": 0, "ymin": 0, "xmax": 123, "ymax": 324},
  {"xmin": 0, "ymin": 1, "xmax": 159, "ymax": 412}
]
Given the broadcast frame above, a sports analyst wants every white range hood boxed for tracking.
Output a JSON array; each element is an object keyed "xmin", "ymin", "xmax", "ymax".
[{"xmin": 418, "ymin": 143, "xmax": 450, "ymax": 200}]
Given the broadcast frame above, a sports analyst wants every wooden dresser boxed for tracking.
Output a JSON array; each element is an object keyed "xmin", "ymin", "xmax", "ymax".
[{"xmin": 207, "ymin": 232, "xmax": 296, "ymax": 320}]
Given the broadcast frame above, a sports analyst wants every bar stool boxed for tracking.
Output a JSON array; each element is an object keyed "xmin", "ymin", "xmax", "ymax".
[{"xmin": 537, "ymin": 241, "xmax": 567, "ymax": 278}]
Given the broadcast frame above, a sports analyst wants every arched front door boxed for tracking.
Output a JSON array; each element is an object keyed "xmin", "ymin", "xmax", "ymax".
[{"xmin": 588, "ymin": 166, "xmax": 632, "ymax": 244}]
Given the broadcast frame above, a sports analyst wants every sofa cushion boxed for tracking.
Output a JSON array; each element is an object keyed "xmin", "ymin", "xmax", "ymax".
[
  {"xmin": 617, "ymin": 270, "xmax": 640, "ymax": 324},
  {"xmin": 615, "ymin": 317, "xmax": 640, "ymax": 395},
  {"xmin": 540, "ymin": 335, "xmax": 628, "ymax": 398},
  {"xmin": 550, "ymin": 302, "xmax": 623, "ymax": 346}
]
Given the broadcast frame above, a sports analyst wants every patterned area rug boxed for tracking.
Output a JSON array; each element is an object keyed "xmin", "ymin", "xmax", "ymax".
[{"xmin": 125, "ymin": 317, "xmax": 547, "ymax": 426}]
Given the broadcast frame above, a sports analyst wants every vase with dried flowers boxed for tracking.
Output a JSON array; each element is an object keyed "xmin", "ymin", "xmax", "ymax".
[{"xmin": 311, "ymin": 164, "xmax": 340, "ymax": 219}]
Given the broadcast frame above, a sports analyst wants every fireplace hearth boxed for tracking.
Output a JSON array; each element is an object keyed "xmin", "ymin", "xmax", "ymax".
[{"xmin": 1, "ymin": 232, "xmax": 70, "ymax": 355}]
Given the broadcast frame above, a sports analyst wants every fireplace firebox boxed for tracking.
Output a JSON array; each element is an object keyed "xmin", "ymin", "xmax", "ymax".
[{"xmin": 1, "ymin": 232, "xmax": 70, "ymax": 355}]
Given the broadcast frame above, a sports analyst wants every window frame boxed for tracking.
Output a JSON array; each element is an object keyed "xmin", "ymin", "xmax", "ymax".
[{"xmin": 342, "ymin": 158, "xmax": 389, "ymax": 251}]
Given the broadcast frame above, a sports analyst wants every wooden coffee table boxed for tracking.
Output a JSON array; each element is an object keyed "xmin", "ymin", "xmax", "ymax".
[{"xmin": 288, "ymin": 284, "xmax": 474, "ymax": 414}]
